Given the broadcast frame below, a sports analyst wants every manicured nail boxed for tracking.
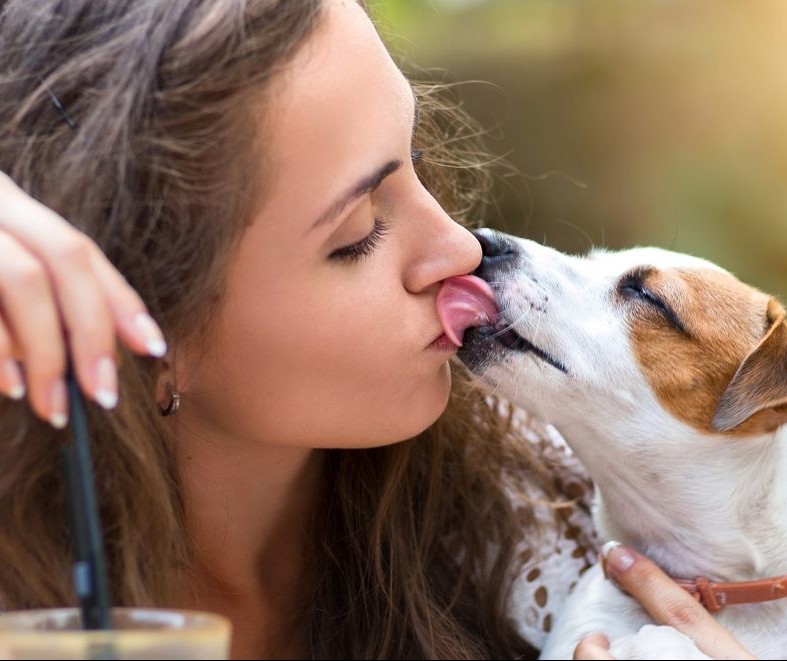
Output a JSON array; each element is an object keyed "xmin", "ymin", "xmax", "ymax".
[
  {"xmin": 134, "ymin": 312, "xmax": 167, "ymax": 358},
  {"xmin": 581, "ymin": 632, "xmax": 610, "ymax": 651},
  {"xmin": 601, "ymin": 540, "xmax": 635, "ymax": 574},
  {"xmin": 50, "ymin": 378, "xmax": 68, "ymax": 429},
  {"xmin": 3, "ymin": 360, "xmax": 25, "ymax": 400},
  {"xmin": 93, "ymin": 356, "xmax": 118, "ymax": 410}
]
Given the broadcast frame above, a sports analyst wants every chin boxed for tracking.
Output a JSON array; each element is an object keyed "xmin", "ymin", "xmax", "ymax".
[
  {"xmin": 387, "ymin": 363, "xmax": 453, "ymax": 444},
  {"xmin": 415, "ymin": 362, "xmax": 453, "ymax": 431}
]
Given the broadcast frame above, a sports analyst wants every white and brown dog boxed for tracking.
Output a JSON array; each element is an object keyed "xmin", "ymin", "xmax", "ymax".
[{"xmin": 438, "ymin": 228, "xmax": 787, "ymax": 659}]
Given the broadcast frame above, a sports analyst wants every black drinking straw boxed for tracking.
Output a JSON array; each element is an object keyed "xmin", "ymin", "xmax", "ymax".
[
  {"xmin": 41, "ymin": 78, "xmax": 114, "ymax": 642},
  {"xmin": 59, "ymin": 365, "xmax": 113, "ymax": 632}
]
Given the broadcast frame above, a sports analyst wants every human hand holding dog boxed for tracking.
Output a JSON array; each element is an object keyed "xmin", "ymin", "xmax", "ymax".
[{"xmin": 572, "ymin": 543, "xmax": 756, "ymax": 660}]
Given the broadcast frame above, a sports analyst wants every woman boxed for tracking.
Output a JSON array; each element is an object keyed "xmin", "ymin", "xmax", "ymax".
[{"xmin": 0, "ymin": 0, "xmax": 753, "ymax": 658}]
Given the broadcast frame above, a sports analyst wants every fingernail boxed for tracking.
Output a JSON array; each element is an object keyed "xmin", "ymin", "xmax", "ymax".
[
  {"xmin": 134, "ymin": 312, "xmax": 167, "ymax": 358},
  {"xmin": 3, "ymin": 360, "xmax": 25, "ymax": 400},
  {"xmin": 50, "ymin": 379, "xmax": 68, "ymax": 429},
  {"xmin": 601, "ymin": 540, "xmax": 635, "ymax": 574},
  {"xmin": 93, "ymin": 356, "xmax": 118, "ymax": 410},
  {"xmin": 581, "ymin": 632, "xmax": 610, "ymax": 649}
]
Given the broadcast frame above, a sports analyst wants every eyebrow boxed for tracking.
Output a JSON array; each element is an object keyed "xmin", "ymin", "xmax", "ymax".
[
  {"xmin": 310, "ymin": 159, "xmax": 402, "ymax": 231},
  {"xmin": 309, "ymin": 95, "xmax": 420, "ymax": 232}
]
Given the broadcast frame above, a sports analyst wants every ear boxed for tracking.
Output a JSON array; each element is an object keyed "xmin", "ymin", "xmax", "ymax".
[
  {"xmin": 154, "ymin": 354, "xmax": 177, "ymax": 410},
  {"xmin": 713, "ymin": 299, "xmax": 787, "ymax": 433}
]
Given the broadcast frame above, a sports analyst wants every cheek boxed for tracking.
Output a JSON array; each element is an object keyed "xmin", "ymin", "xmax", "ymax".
[
  {"xmin": 181, "ymin": 268, "xmax": 451, "ymax": 447},
  {"xmin": 629, "ymin": 318, "xmax": 743, "ymax": 433}
]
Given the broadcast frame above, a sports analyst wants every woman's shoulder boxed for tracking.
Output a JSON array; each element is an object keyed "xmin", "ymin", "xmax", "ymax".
[{"xmin": 503, "ymin": 406, "xmax": 600, "ymax": 652}]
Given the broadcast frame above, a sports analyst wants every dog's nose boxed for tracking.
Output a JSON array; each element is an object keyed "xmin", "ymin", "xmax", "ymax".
[
  {"xmin": 474, "ymin": 228, "xmax": 516, "ymax": 260},
  {"xmin": 473, "ymin": 228, "xmax": 517, "ymax": 275}
]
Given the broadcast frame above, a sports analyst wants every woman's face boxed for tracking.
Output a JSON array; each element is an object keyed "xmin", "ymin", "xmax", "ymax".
[{"xmin": 178, "ymin": 0, "xmax": 481, "ymax": 448}]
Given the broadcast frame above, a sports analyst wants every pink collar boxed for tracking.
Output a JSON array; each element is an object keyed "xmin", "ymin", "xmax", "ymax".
[{"xmin": 674, "ymin": 575, "xmax": 787, "ymax": 612}]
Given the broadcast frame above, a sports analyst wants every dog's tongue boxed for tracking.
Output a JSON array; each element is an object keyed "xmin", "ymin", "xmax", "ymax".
[{"xmin": 437, "ymin": 275, "xmax": 500, "ymax": 347}]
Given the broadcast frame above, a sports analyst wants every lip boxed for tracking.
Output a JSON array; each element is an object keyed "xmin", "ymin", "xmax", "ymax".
[
  {"xmin": 428, "ymin": 333, "xmax": 458, "ymax": 352},
  {"xmin": 487, "ymin": 322, "xmax": 569, "ymax": 375}
]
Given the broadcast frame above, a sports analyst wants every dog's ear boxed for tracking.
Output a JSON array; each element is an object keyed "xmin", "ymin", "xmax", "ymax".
[{"xmin": 713, "ymin": 299, "xmax": 787, "ymax": 433}]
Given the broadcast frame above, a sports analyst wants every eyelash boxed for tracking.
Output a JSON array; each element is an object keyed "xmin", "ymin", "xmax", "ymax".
[
  {"xmin": 619, "ymin": 276, "xmax": 663, "ymax": 308},
  {"xmin": 619, "ymin": 275, "xmax": 687, "ymax": 334},
  {"xmin": 329, "ymin": 217, "xmax": 390, "ymax": 263},
  {"xmin": 328, "ymin": 146, "xmax": 420, "ymax": 264}
]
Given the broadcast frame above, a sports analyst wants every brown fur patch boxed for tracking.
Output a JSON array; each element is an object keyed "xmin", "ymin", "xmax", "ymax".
[
  {"xmin": 713, "ymin": 299, "xmax": 787, "ymax": 431},
  {"xmin": 627, "ymin": 268, "xmax": 779, "ymax": 436}
]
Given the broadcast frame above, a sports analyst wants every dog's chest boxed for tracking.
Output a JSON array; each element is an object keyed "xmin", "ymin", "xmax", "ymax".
[{"xmin": 539, "ymin": 562, "xmax": 787, "ymax": 659}]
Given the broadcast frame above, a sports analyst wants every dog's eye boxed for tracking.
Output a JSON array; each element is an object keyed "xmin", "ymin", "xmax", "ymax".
[
  {"xmin": 620, "ymin": 277, "xmax": 665, "ymax": 309},
  {"xmin": 620, "ymin": 277, "xmax": 660, "ymax": 305},
  {"xmin": 619, "ymin": 276, "xmax": 687, "ymax": 334}
]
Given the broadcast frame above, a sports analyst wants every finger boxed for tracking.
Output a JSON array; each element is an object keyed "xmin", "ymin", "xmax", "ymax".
[
  {"xmin": 0, "ymin": 227, "xmax": 120, "ymax": 414},
  {"xmin": 0, "ymin": 231, "xmax": 68, "ymax": 426},
  {"xmin": 0, "ymin": 172, "xmax": 167, "ymax": 359},
  {"xmin": 87, "ymin": 248, "xmax": 167, "ymax": 358},
  {"xmin": 0, "ymin": 316, "xmax": 25, "ymax": 401},
  {"xmin": 602, "ymin": 542, "xmax": 755, "ymax": 660},
  {"xmin": 43, "ymin": 234, "xmax": 121, "ymax": 410},
  {"xmin": 574, "ymin": 633, "xmax": 614, "ymax": 660}
]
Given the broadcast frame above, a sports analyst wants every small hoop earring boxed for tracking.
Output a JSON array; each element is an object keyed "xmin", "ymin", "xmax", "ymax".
[{"xmin": 158, "ymin": 383, "xmax": 181, "ymax": 417}]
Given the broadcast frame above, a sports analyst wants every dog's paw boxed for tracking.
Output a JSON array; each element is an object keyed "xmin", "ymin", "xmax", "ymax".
[{"xmin": 608, "ymin": 624, "xmax": 711, "ymax": 660}]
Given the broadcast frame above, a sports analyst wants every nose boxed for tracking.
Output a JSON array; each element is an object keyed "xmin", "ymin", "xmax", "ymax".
[
  {"xmin": 403, "ymin": 212, "xmax": 482, "ymax": 294},
  {"xmin": 401, "ymin": 178, "xmax": 482, "ymax": 293},
  {"xmin": 473, "ymin": 228, "xmax": 518, "ymax": 277}
]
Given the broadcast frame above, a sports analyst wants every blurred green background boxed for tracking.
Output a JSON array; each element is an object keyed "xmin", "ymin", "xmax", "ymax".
[{"xmin": 370, "ymin": 0, "xmax": 787, "ymax": 300}]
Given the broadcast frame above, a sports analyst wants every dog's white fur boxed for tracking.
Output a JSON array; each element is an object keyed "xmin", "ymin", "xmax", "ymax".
[{"xmin": 461, "ymin": 231, "xmax": 787, "ymax": 659}]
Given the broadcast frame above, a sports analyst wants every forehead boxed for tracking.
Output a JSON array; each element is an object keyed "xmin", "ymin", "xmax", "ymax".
[
  {"xmin": 255, "ymin": 0, "xmax": 413, "ymax": 227},
  {"xmin": 589, "ymin": 246, "xmax": 729, "ymax": 276},
  {"xmin": 591, "ymin": 245, "xmax": 769, "ymax": 327},
  {"xmin": 271, "ymin": 0, "xmax": 411, "ymax": 137}
]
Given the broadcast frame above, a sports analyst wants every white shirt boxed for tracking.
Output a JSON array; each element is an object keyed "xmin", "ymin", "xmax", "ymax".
[{"xmin": 505, "ymin": 407, "xmax": 599, "ymax": 651}]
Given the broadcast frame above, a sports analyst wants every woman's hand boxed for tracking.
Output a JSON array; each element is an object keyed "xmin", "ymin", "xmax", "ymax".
[
  {"xmin": 0, "ymin": 171, "xmax": 166, "ymax": 426},
  {"xmin": 573, "ymin": 543, "xmax": 756, "ymax": 660}
]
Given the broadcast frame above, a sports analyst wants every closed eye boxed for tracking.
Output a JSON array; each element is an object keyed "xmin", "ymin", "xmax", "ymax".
[
  {"xmin": 329, "ymin": 217, "xmax": 389, "ymax": 263},
  {"xmin": 619, "ymin": 274, "xmax": 688, "ymax": 334}
]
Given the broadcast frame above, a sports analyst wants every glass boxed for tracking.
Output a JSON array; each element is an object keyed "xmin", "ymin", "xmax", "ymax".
[{"xmin": 0, "ymin": 607, "xmax": 231, "ymax": 660}]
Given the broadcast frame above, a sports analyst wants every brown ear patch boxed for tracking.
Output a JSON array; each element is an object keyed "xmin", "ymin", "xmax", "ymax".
[
  {"xmin": 628, "ymin": 268, "xmax": 777, "ymax": 436},
  {"xmin": 712, "ymin": 300, "xmax": 787, "ymax": 432}
]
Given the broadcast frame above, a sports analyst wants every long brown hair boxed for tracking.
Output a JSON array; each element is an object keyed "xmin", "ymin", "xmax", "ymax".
[{"xmin": 0, "ymin": 1, "xmax": 549, "ymax": 657}]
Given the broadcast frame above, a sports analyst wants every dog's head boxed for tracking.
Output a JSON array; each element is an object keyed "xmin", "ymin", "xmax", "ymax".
[{"xmin": 457, "ymin": 229, "xmax": 787, "ymax": 437}]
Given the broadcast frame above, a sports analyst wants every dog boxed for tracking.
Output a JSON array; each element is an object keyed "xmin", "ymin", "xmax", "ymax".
[{"xmin": 437, "ymin": 228, "xmax": 787, "ymax": 659}]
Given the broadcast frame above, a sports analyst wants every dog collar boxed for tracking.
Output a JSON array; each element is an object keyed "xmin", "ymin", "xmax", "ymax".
[{"xmin": 674, "ymin": 575, "xmax": 787, "ymax": 612}]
